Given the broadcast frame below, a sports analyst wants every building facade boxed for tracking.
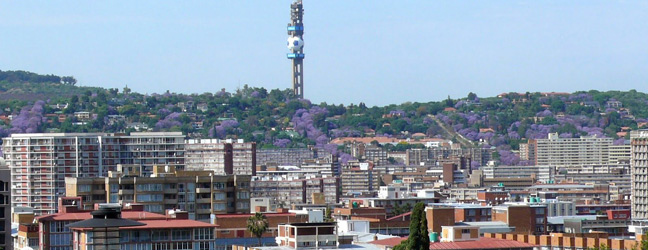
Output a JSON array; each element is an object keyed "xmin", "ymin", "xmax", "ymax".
[
  {"xmin": 3, "ymin": 132, "xmax": 185, "ymax": 215},
  {"xmin": 185, "ymin": 139, "xmax": 256, "ymax": 175},
  {"xmin": 0, "ymin": 163, "xmax": 10, "ymax": 250},
  {"xmin": 631, "ymin": 129, "xmax": 648, "ymax": 219},
  {"xmin": 250, "ymin": 176, "xmax": 340, "ymax": 207},
  {"xmin": 65, "ymin": 165, "xmax": 251, "ymax": 221},
  {"xmin": 532, "ymin": 132, "xmax": 613, "ymax": 166}
]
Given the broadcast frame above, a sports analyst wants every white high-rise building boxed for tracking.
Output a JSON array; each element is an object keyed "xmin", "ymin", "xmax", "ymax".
[
  {"xmin": 533, "ymin": 132, "xmax": 613, "ymax": 166},
  {"xmin": 3, "ymin": 132, "xmax": 185, "ymax": 215},
  {"xmin": 631, "ymin": 130, "xmax": 648, "ymax": 219}
]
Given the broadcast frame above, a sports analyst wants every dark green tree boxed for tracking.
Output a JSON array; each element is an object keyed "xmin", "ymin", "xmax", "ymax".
[
  {"xmin": 247, "ymin": 212, "xmax": 269, "ymax": 246},
  {"xmin": 393, "ymin": 202, "xmax": 429, "ymax": 250}
]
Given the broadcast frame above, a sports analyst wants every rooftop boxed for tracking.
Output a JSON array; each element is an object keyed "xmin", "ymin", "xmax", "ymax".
[{"xmin": 369, "ymin": 237, "xmax": 538, "ymax": 249}]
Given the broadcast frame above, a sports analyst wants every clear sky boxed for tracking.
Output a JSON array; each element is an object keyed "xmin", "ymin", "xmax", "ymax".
[{"xmin": 1, "ymin": 1, "xmax": 647, "ymax": 106}]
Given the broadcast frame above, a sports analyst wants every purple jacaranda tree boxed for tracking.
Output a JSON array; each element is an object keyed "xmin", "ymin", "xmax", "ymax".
[
  {"xmin": 209, "ymin": 119, "xmax": 240, "ymax": 139},
  {"xmin": 498, "ymin": 150, "xmax": 520, "ymax": 166},
  {"xmin": 536, "ymin": 110, "xmax": 553, "ymax": 117},
  {"xmin": 250, "ymin": 91, "xmax": 260, "ymax": 98},
  {"xmin": 339, "ymin": 153, "xmax": 355, "ymax": 164},
  {"xmin": 155, "ymin": 112, "xmax": 182, "ymax": 130},
  {"xmin": 613, "ymin": 138, "xmax": 626, "ymax": 145},
  {"xmin": 273, "ymin": 139, "xmax": 291, "ymax": 148},
  {"xmin": 470, "ymin": 160, "xmax": 481, "ymax": 170},
  {"xmin": 10, "ymin": 100, "xmax": 45, "ymax": 134}
]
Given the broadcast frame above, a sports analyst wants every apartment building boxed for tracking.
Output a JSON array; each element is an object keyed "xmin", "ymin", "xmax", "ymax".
[
  {"xmin": 519, "ymin": 142, "xmax": 536, "ymax": 162},
  {"xmin": 32, "ymin": 197, "xmax": 216, "ymax": 250},
  {"xmin": 0, "ymin": 163, "xmax": 10, "ymax": 250},
  {"xmin": 609, "ymin": 144, "xmax": 631, "ymax": 165},
  {"xmin": 250, "ymin": 176, "xmax": 340, "ymax": 207},
  {"xmin": 531, "ymin": 132, "xmax": 613, "ymax": 166},
  {"xmin": 256, "ymin": 148, "xmax": 331, "ymax": 166},
  {"xmin": 340, "ymin": 163, "xmax": 382, "ymax": 195},
  {"xmin": 65, "ymin": 165, "xmax": 251, "ymax": 221},
  {"xmin": 555, "ymin": 164, "xmax": 631, "ymax": 193},
  {"xmin": 631, "ymin": 129, "xmax": 648, "ymax": 219},
  {"xmin": 185, "ymin": 138, "xmax": 256, "ymax": 175},
  {"xmin": 482, "ymin": 165, "xmax": 555, "ymax": 183},
  {"xmin": 492, "ymin": 203, "xmax": 548, "ymax": 235},
  {"xmin": 276, "ymin": 222, "xmax": 337, "ymax": 248},
  {"xmin": 3, "ymin": 132, "xmax": 185, "ymax": 215}
]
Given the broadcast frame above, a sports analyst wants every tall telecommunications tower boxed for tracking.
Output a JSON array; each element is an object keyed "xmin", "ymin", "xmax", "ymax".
[{"xmin": 287, "ymin": 0, "xmax": 305, "ymax": 99}]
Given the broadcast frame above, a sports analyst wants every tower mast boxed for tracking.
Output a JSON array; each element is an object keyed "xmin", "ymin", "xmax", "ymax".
[{"xmin": 287, "ymin": 0, "xmax": 304, "ymax": 99}]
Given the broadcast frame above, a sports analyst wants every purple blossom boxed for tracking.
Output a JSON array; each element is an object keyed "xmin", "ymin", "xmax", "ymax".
[
  {"xmin": 613, "ymin": 138, "xmax": 626, "ymax": 145},
  {"xmin": 498, "ymin": 150, "xmax": 520, "ymax": 166},
  {"xmin": 273, "ymin": 139, "xmax": 291, "ymax": 148},
  {"xmin": 10, "ymin": 100, "xmax": 45, "ymax": 134},
  {"xmin": 209, "ymin": 119, "xmax": 240, "ymax": 138},
  {"xmin": 454, "ymin": 101, "xmax": 465, "ymax": 109},
  {"xmin": 536, "ymin": 110, "xmax": 553, "ymax": 117},
  {"xmin": 157, "ymin": 108, "xmax": 171, "ymax": 117},
  {"xmin": 339, "ymin": 153, "xmax": 355, "ymax": 164},
  {"xmin": 470, "ymin": 160, "xmax": 481, "ymax": 170},
  {"xmin": 155, "ymin": 112, "xmax": 182, "ymax": 130},
  {"xmin": 250, "ymin": 91, "xmax": 260, "ymax": 98}
]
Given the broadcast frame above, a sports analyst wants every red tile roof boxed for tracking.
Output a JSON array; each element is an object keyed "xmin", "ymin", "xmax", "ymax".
[
  {"xmin": 120, "ymin": 219, "xmax": 217, "ymax": 229},
  {"xmin": 214, "ymin": 213, "xmax": 296, "ymax": 218},
  {"xmin": 37, "ymin": 211, "xmax": 167, "ymax": 222},
  {"xmin": 369, "ymin": 237, "xmax": 538, "ymax": 249}
]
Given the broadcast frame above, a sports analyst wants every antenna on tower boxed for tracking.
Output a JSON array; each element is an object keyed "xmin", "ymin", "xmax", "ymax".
[{"xmin": 287, "ymin": 0, "xmax": 305, "ymax": 99}]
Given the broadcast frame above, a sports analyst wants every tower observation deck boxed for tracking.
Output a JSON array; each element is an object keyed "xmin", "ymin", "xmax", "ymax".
[{"xmin": 287, "ymin": 0, "xmax": 304, "ymax": 99}]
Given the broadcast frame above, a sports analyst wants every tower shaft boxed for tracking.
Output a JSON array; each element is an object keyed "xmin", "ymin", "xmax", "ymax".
[{"xmin": 287, "ymin": 0, "xmax": 304, "ymax": 99}]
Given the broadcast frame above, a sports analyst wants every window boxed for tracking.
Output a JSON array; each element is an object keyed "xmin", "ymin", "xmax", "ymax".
[
  {"xmin": 152, "ymin": 230, "xmax": 167, "ymax": 241},
  {"xmin": 194, "ymin": 228, "xmax": 214, "ymax": 240},
  {"xmin": 86, "ymin": 231, "xmax": 93, "ymax": 243},
  {"xmin": 461, "ymin": 229, "xmax": 470, "ymax": 234},
  {"xmin": 78, "ymin": 184, "xmax": 92, "ymax": 192},
  {"xmin": 213, "ymin": 203, "xmax": 225, "ymax": 211},
  {"xmin": 213, "ymin": 193, "xmax": 225, "ymax": 200},
  {"xmin": 137, "ymin": 184, "xmax": 163, "ymax": 192},
  {"xmin": 214, "ymin": 183, "xmax": 225, "ymax": 190},
  {"xmin": 237, "ymin": 192, "xmax": 249, "ymax": 199},
  {"xmin": 172, "ymin": 229, "xmax": 191, "ymax": 241}
]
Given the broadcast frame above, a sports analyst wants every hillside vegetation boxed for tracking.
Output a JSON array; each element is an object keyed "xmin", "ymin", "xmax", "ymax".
[{"xmin": 1, "ymin": 69, "xmax": 647, "ymax": 165}]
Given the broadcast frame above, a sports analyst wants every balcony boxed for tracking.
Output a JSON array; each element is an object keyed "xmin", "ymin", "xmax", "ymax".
[
  {"xmin": 164, "ymin": 199, "xmax": 178, "ymax": 204},
  {"xmin": 118, "ymin": 189, "xmax": 134, "ymax": 195},
  {"xmin": 196, "ymin": 188, "xmax": 211, "ymax": 193},
  {"xmin": 164, "ymin": 188, "xmax": 177, "ymax": 194},
  {"xmin": 197, "ymin": 198, "xmax": 211, "ymax": 204},
  {"xmin": 196, "ymin": 208, "xmax": 212, "ymax": 214}
]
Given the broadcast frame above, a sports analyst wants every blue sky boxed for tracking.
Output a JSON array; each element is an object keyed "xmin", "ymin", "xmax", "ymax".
[{"xmin": 1, "ymin": 1, "xmax": 647, "ymax": 106}]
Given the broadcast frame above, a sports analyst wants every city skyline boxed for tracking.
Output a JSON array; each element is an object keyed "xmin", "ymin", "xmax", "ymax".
[{"xmin": 1, "ymin": 1, "xmax": 647, "ymax": 106}]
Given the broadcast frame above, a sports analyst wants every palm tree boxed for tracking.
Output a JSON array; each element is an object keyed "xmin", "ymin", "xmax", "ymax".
[{"xmin": 247, "ymin": 212, "xmax": 269, "ymax": 246}]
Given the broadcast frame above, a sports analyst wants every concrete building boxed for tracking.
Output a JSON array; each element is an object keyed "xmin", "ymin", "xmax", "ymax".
[
  {"xmin": 276, "ymin": 222, "xmax": 337, "ymax": 248},
  {"xmin": 65, "ymin": 165, "xmax": 251, "ymax": 221},
  {"xmin": 631, "ymin": 129, "xmax": 648, "ymax": 219},
  {"xmin": 0, "ymin": 163, "xmax": 10, "ymax": 250},
  {"xmin": 532, "ymin": 132, "xmax": 613, "ymax": 166},
  {"xmin": 32, "ymin": 197, "xmax": 216, "ymax": 250},
  {"xmin": 185, "ymin": 138, "xmax": 256, "ymax": 175},
  {"xmin": 492, "ymin": 203, "xmax": 548, "ymax": 235},
  {"xmin": 250, "ymin": 176, "xmax": 340, "ymax": 208},
  {"xmin": 340, "ymin": 163, "xmax": 382, "ymax": 196},
  {"xmin": 256, "ymin": 148, "xmax": 331, "ymax": 167},
  {"xmin": 609, "ymin": 144, "xmax": 631, "ymax": 165},
  {"xmin": 213, "ymin": 212, "xmax": 309, "ymax": 247},
  {"xmin": 482, "ymin": 165, "xmax": 555, "ymax": 183},
  {"xmin": 3, "ymin": 132, "xmax": 185, "ymax": 215}
]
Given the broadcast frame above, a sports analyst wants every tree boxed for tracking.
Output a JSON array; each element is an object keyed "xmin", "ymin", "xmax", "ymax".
[
  {"xmin": 393, "ymin": 202, "xmax": 429, "ymax": 250},
  {"xmin": 247, "ymin": 212, "xmax": 269, "ymax": 246}
]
